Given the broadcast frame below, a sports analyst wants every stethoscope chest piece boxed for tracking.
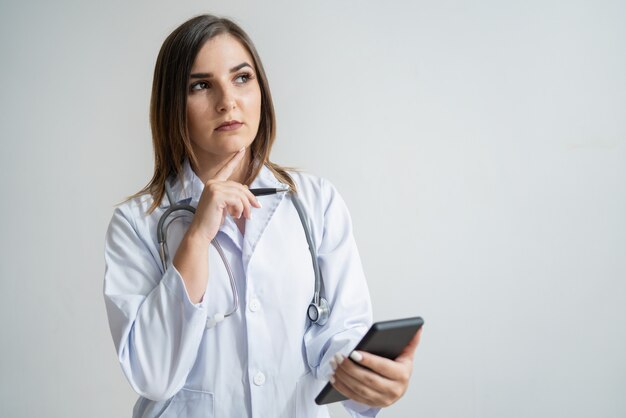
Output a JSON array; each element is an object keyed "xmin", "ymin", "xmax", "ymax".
[{"xmin": 307, "ymin": 297, "xmax": 330, "ymax": 326}]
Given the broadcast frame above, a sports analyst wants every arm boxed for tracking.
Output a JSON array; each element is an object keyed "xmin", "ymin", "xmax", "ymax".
[
  {"xmin": 104, "ymin": 149, "xmax": 259, "ymax": 400},
  {"xmin": 301, "ymin": 178, "xmax": 380, "ymax": 417},
  {"xmin": 173, "ymin": 147, "xmax": 259, "ymax": 303},
  {"xmin": 103, "ymin": 207, "xmax": 208, "ymax": 401},
  {"xmin": 304, "ymin": 178, "xmax": 423, "ymax": 415}
]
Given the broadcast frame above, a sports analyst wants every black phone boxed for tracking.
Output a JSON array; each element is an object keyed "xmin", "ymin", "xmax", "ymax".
[{"xmin": 314, "ymin": 316, "xmax": 424, "ymax": 405}]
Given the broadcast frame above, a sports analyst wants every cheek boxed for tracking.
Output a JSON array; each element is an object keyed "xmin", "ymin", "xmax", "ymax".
[
  {"xmin": 186, "ymin": 100, "xmax": 208, "ymax": 130},
  {"xmin": 245, "ymin": 89, "xmax": 262, "ymax": 121}
]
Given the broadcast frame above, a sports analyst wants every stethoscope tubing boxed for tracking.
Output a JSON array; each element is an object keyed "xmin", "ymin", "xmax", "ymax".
[
  {"xmin": 158, "ymin": 182, "xmax": 240, "ymax": 320},
  {"xmin": 157, "ymin": 179, "xmax": 328, "ymax": 326}
]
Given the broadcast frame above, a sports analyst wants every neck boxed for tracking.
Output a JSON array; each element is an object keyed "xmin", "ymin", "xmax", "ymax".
[{"xmin": 191, "ymin": 149, "xmax": 252, "ymax": 185}]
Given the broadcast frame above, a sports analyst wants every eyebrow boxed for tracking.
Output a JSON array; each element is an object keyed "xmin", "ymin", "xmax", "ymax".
[{"xmin": 189, "ymin": 62, "xmax": 253, "ymax": 79}]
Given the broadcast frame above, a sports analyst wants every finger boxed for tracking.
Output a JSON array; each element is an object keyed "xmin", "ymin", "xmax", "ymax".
[
  {"xmin": 334, "ymin": 357, "xmax": 392, "ymax": 399},
  {"xmin": 226, "ymin": 199, "xmax": 245, "ymax": 219},
  {"xmin": 347, "ymin": 351, "xmax": 409, "ymax": 382},
  {"xmin": 232, "ymin": 185, "xmax": 255, "ymax": 219},
  {"xmin": 242, "ymin": 201, "xmax": 251, "ymax": 220},
  {"xmin": 213, "ymin": 147, "xmax": 246, "ymax": 182},
  {"xmin": 331, "ymin": 372, "xmax": 381, "ymax": 407},
  {"xmin": 243, "ymin": 186, "xmax": 262, "ymax": 209},
  {"xmin": 229, "ymin": 182, "xmax": 261, "ymax": 211},
  {"xmin": 337, "ymin": 352, "xmax": 410, "ymax": 407},
  {"xmin": 241, "ymin": 192, "xmax": 252, "ymax": 219},
  {"xmin": 214, "ymin": 190, "xmax": 245, "ymax": 219},
  {"xmin": 215, "ymin": 181, "xmax": 259, "ymax": 214},
  {"xmin": 213, "ymin": 183, "xmax": 254, "ymax": 218}
]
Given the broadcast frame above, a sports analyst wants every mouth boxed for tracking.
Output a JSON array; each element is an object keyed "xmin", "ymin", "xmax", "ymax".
[{"xmin": 215, "ymin": 120, "xmax": 243, "ymax": 132}]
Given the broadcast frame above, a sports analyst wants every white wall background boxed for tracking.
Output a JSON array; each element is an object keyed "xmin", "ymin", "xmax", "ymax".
[{"xmin": 0, "ymin": 0, "xmax": 624, "ymax": 417}]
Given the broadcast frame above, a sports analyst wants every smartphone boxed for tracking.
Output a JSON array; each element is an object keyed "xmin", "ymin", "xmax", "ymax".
[{"xmin": 314, "ymin": 316, "xmax": 424, "ymax": 405}]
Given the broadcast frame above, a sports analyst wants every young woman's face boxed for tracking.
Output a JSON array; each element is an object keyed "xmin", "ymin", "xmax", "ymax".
[{"xmin": 186, "ymin": 34, "xmax": 262, "ymax": 159}]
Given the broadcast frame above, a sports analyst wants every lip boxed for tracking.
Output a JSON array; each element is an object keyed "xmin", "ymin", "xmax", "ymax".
[{"xmin": 216, "ymin": 120, "xmax": 243, "ymax": 131}]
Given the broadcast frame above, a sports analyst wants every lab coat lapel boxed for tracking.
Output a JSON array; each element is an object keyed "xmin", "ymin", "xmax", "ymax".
[{"xmin": 243, "ymin": 165, "xmax": 288, "ymax": 270}]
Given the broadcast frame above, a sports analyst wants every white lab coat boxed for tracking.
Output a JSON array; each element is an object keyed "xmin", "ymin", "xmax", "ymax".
[{"xmin": 104, "ymin": 160, "xmax": 379, "ymax": 418}]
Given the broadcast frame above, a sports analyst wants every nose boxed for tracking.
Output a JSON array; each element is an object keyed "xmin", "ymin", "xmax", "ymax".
[{"xmin": 215, "ymin": 86, "xmax": 236, "ymax": 113}]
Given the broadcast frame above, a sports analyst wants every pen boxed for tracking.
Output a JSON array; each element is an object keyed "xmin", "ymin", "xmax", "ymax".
[{"xmin": 249, "ymin": 188, "xmax": 289, "ymax": 196}]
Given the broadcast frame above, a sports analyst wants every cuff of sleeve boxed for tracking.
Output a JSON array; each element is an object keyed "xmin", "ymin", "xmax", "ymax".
[
  {"xmin": 161, "ymin": 264, "xmax": 209, "ymax": 312},
  {"xmin": 342, "ymin": 400, "xmax": 381, "ymax": 418}
]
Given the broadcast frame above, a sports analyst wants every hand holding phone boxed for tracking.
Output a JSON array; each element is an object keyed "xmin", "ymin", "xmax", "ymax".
[{"xmin": 315, "ymin": 316, "xmax": 424, "ymax": 405}]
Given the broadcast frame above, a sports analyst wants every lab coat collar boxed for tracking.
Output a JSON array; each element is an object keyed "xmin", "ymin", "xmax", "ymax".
[
  {"xmin": 170, "ymin": 158, "xmax": 288, "ymax": 202},
  {"xmin": 244, "ymin": 162, "xmax": 290, "ymax": 266},
  {"xmin": 179, "ymin": 159, "xmax": 204, "ymax": 205},
  {"xmin": 159, "ymin": 159, "xmax": 202, "ymax": 208}
]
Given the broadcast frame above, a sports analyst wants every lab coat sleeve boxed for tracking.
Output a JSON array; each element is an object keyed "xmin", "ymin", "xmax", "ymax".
[
  {"xmin": 103, "ymin": 206, "xmax": 208, "ymax": 401},
  {"xmin": 303, "ymin": 178, "xmax": 380, "ymax": 417}
]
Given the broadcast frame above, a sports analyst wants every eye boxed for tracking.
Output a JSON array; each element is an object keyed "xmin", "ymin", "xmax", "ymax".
[
  {"xmin": 234, "ymin": 72, "xmax": 254, "ymax": 84},
  {"xmin": 190, "ymin": 81, "xmax": 209, "ymax": 91}
]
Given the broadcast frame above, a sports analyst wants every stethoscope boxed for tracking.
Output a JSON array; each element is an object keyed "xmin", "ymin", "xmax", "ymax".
[{"xmin": 157, "ymin": 180, "xmax": 330, "ymax": 329}]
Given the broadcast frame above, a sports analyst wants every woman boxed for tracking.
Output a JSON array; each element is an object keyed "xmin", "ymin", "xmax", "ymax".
[{"xmin": 104, "ymin": 14, "xmax": 421, "ymax": 418}]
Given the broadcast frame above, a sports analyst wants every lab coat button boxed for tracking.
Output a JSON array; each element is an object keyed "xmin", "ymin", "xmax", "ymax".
[
  {"xmin": 253, "ymin": 372, "xmax": 266, "ymax": 386},
  {"xmin": 249, "ymin": 298, "xmax": 261, "ymax": 312}
]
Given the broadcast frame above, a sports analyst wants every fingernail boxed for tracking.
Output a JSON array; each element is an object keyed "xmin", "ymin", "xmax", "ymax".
[
  {"xmin": 239, "ymin": 146, "xmax": 245, "ymax": 153},
  {"xmin": 256, "ymin": 200, "xmax": 262, "ymax": 208},
  {"xmin": 334, "ymin": 353, "xmax": 344, "ymax": 365},
  {"xmin": 330, "ymin": 358, "xmax": 337, "ymax": 371},
  {"xmin": 350, "ymin": 351, "xmax": 363, "ymax": 363},
  {"xmin": 330, "ymin": 375, "xmax": 336, "ymax": 384}
]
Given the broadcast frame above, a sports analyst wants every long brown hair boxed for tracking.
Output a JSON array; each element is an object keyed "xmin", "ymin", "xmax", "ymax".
[{"xmin": 133, "ymin": 14, "xmax": 296, "ymax": 213}]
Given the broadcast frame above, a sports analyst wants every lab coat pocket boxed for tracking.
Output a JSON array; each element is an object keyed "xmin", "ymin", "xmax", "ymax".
[
  {"xmin": 296, "ymin": 371, "xmax": 328, "ymax": 418},
  {"xmin": 155, "ymin": 389, "xmax": 214, "ymax": 418}
]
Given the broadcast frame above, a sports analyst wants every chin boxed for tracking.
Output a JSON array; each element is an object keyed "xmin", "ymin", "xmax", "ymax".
[
  {"xmin": 192, "ymin": 132, "xmax": 254, "ymax": 156},
  {"xmin": 214, "ymin": 141, "xmax": 251, "ymax": 155}
]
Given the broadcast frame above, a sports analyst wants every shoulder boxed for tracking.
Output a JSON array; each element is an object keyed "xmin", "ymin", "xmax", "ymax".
[
  {"xmin": 106, "ymin": 192, "xmax": 163, "ymax": 246},
  {"xmin": 285, "ymin": 169, "xmax": 352, "ymax": 227},
  {"xmin": 287, "ymin": 169, "xmax": 342, "ymax": 207},
  {"xmin": 112, "ymin": 193, "xmax": 157, "ymax": 224},
  {"xmin": 284, "ymin": 170, "xmax": 356, "ymax": 254}
]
